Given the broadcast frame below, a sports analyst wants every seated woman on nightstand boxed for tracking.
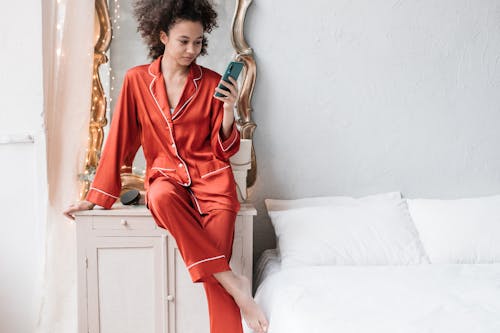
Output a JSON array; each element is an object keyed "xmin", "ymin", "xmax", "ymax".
[{"xmin": 63, "ymin": 1, "xmax": 268, "ymax": 332}]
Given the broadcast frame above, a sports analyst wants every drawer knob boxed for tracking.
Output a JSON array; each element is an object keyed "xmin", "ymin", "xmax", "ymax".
[
  {"xmin": 166, "ymin": 295, "xmax": 175, "ymax": 302},
  {"xmin": 120, "ymin": 219, "xmax": 128, "ymax": 226}
]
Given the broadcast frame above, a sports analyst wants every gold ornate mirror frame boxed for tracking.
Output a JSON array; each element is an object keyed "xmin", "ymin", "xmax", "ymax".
[{"xmin": 80, "ymin": 0, "xmax": 257, "ymax": 200}]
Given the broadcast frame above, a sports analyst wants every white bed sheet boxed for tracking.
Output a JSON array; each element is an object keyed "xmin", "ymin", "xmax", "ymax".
[{"xmin": 248, "ymin": 263, "xmax": 500, "ymax": 333}]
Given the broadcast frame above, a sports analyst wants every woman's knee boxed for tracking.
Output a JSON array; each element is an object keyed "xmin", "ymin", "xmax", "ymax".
[{"xmin": 147, "ymin": 179, "xmax": 184, "ymax": 210}]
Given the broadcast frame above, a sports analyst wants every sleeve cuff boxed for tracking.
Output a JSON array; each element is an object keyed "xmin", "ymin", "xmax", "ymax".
[
  {"xmin": 218, "ymin": 124, "xmax": 239, "ymax": 152},
  {"xmin": 86, "ymin": 187, "xmax": 119, "ymax": 209}
]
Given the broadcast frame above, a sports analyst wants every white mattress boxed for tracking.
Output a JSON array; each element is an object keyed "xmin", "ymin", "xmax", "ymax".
[
  {"xmin": 254, "ymin": 248, "xmax": 281, "ymax": 288},
  {"xmin": 248, "ymin": 261, "xmax": 500, "ymax": 333}
]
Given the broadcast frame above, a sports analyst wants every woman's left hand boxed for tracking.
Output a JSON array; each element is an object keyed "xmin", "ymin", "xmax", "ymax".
[{"xmin": 214, "ymin": 76, "xmax": 238, "ymax": 111}]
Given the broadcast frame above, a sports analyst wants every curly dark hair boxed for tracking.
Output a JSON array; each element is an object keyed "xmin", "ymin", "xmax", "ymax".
[{"xmin": 133, "ymin": 0, "xmax": 218, "ymax": 60}]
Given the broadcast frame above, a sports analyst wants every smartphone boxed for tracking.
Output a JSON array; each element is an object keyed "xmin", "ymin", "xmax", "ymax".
[{"xmin": 214, "ymin": 61, "xmax": 244, "ymax": 97}]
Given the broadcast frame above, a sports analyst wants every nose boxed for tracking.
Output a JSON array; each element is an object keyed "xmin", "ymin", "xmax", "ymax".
[{"xmin": 186, "ymin": 43, "xmax": 196, "ymax": 55}]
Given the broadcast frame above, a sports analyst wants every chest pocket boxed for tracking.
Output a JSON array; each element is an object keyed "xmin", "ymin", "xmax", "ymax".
[{"xmin": 197, "ymin": 159, "xmax": 231, "ymax": 179}]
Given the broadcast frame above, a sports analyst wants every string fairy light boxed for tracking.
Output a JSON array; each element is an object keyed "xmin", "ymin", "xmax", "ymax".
[
  {"xmin": 107, "ymin": 0, "xmax": 123, "ymax": 108},
  {"xmin": 78, "ymin": 0, "xmax": 149, "ymax": 191}
]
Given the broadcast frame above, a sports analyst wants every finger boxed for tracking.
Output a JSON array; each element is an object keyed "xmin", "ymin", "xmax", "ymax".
[
  {"xmin": 227, "ymin": 77, "xmax": 239, "ymax": 93},
  {"xmin": 215, "ymin": 87, "xmax": 230, "ymax": 97},
  {"xmin": 215, "ymin": 88, "xmax": 237, "ymax": 104},
  {"xmin": 63, "ymin": 211, "xmax": 75, "ymax": 221},
  {"xmin": 219, "ymin": 78, "xmax": 233, "ymax": 88},
  {"xmin": 213, "ymin": 94, "xmax": 227, "ymax": 103},
  {"xmin": 227, "ymin": 76, "xmax": 238, "ymax": 86},
  {"xmin": 217, "ymin": 94, "xmax": 236, "ymax": 105},
  {"xmin": 214, "ymin": 88, "xmax": 237, "ymax": 105},
  {"xmin": 219, "ymin": 80, "xmax": 237, "ymax": 96}
]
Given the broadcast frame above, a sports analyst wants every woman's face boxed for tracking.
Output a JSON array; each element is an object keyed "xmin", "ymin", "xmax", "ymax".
[{"xmin": 160, "ymin": 20, "xmax": 204, "ymax": 67}]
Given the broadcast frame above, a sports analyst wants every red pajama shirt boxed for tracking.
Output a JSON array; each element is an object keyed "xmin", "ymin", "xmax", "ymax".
[{"xmin": 86, "ymin": 56, "xmax": 240, "ymax": 214}]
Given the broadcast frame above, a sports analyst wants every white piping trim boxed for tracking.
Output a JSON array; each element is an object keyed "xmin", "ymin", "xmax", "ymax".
[
  {"xmin": 200, "ymin": 165, "xmax": 231, "ymax": 179},
  {"xmin": 89, "ymin": 187, "xmax": 119, "ymax": 199},
  {"xmin": 172, "ymin": 64, "xmax": 203, "ymax": 120},
  {"xmin": 157, "ymin": 169, "xmax": 170, "ymax": 178},
  {"xmin": 187, "ymin": 188, "xmax": 204, "ymax": 215},
  {"xmin": 193, "ymin": 63, "xmax": 203, "ymax": 80},
  {"xmin": 186, "ymin": 255, "xmax": 225, "ymax": 270},
  {"xmin": 152, "ymin": 166, "xmax": 175, "ymax": 171},
  {"xmin": 172, "ymin": 95, "xmax": 194, "ymax": 120},
  {"xmin": 218, "ymin": 129, "xmax": 238, "ymax": 152},
  {"xmin": 148, "ymin": 63, "xmax": 192, "ymax": 187}
]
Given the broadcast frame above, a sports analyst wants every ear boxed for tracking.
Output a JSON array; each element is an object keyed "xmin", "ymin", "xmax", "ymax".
[{"xmin": 159, "ymin": 31, "xmax": 168, "ymax": 45}]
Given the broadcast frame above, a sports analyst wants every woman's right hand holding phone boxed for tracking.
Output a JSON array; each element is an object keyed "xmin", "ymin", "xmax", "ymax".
[{"xmin": 63, "ymin": 200, "xmax": 95, "ymax": 221}]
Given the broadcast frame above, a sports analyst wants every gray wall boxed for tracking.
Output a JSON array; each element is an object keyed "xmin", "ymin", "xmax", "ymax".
[{"xmin": 246, "ymin": 0, "xmax": 500, "ymax": 262}]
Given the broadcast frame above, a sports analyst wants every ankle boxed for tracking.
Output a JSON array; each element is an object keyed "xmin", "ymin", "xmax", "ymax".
[{"xmin": 213, "ymin": 271, "xmax": 240, "ymax": 293}]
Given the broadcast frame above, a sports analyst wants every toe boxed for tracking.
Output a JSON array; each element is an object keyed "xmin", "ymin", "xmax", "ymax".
[{"xmin": 251, "ymin": 321, "xmax": 263, "ymax": 333}]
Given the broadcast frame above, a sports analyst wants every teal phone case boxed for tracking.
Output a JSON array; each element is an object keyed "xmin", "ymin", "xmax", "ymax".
[{"xmin": 215, "ymin": 61, "xmax": 244, "ymax": 97}]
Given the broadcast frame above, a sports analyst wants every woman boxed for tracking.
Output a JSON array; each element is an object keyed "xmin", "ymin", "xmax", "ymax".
[{"xmin": 63, "ymin": 1, "xmax": 268, "ymax": 332}]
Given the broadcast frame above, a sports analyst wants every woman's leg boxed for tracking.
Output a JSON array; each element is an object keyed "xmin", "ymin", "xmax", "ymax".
[
  {"xmin": 147, "ymin": 177, "xmax": 267, "ymax": 332},
  {"xmin": 201, "ymin": 210, "xmax": 244, "ymax": 333},
  {"xmin": 202, "ymin": 210, "xmax": 268, "ymax": 333},
  {"xmin": 147, "ymin": 177, "xmax": 232, "ymax": 283},
  {"xmin": 212, "ymin": 271, "xmax": 269, "ymax": 333}
]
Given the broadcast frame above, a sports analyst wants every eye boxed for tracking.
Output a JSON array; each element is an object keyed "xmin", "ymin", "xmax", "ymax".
[
  {"xmin": 195, "ymin": 41, "xmax": 202, "ymax": 46},
  {"xmin": 179, "ymin": 40, "xmax": 188, "ymax": 44}
]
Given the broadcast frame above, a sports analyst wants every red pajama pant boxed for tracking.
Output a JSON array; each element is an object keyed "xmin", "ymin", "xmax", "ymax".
[{"xmin": 147, "ymin": 177, "xmax": 243, "ymax": 333}]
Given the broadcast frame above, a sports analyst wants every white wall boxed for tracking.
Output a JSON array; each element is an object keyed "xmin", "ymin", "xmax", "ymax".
[
  {"xmin": 0, "ymin": 1, "xmax": 45, "ymax": 332},
  {"xmin": 246, "ymin": 0, "xmax": 500, "ymax": 261}
]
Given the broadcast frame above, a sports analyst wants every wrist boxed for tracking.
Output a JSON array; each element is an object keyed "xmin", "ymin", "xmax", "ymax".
[{"xmin": 220, "ymin": 123, "xmax": 233, "ymax": 140}]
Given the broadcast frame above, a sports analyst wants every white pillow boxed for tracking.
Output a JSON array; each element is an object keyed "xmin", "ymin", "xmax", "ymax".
[
  {"xmin": 268, "ymin": 198, "xmax": 429, "ymax": 268},
  {"xmin": 265, "ymin": 191, "xmax": 402, "ymax": 212},
  {"xmin": 407, "ymin": 195, "xmax": 500, "ymax": 263}
]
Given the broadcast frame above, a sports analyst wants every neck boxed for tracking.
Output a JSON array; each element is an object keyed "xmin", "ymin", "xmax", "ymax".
[{"xmin": 161, "ymin": 55, "xmax": 189, "ymax": 79}]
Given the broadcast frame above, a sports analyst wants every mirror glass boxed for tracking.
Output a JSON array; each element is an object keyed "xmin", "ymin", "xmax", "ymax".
[{"xmin": 100, "ymin": 0, "xmax": 238, "ymax": 176}]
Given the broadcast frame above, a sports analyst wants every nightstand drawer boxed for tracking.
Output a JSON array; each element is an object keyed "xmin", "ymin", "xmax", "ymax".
[{"xmin": 91, "ymin": 216, "xmax": 158, "ymax": 230}]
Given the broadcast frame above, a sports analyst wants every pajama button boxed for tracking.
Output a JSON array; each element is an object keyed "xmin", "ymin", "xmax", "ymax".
[
  {"xmin": 171, "ymin": 143, "xmax": 175, "ymax": 148},
  {"xmin": 178, "ymin": 163, "xmax": 183, "ymax": 168}
]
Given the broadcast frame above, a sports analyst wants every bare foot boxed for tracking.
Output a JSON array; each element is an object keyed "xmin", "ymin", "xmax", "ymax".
[
  {"xmin": 213, "ymin": 271, "xmax": 269, "ymax": 332},
  {"xmin": 231, "ymin": 274, "xmax": 269, "ymax": 333}
]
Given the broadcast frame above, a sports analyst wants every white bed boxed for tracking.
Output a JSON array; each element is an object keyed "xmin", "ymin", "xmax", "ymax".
[
  {"xmin": 245, "ymin": 192, "xmax": 500, "ymax": 333},
  {"xmin": 252, "ymin": 256, "xmax": 500, "ymax": 333}
]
